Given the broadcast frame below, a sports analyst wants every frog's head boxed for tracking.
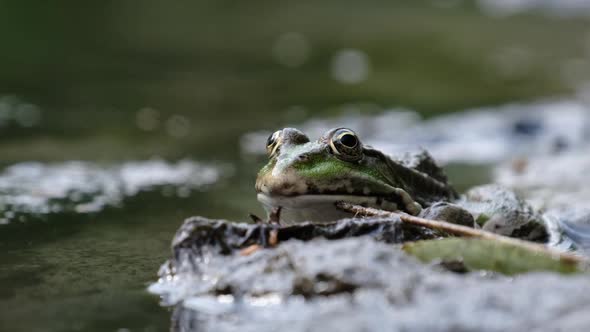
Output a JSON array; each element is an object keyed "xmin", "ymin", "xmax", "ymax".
[{"xmin": 255, "ymin": 128, "xmax": 421, "ymax": 224}]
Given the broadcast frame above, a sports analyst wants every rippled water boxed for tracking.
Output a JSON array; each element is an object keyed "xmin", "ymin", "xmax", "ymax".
[{"xmin": 2, "ymin": 1, "xmax": 590, "ymax": 331}]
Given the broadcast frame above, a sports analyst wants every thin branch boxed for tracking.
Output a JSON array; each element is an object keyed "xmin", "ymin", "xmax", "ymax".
[{"xmin": 336, "ymin": 202, "xmax": 586, "ymax": 266}]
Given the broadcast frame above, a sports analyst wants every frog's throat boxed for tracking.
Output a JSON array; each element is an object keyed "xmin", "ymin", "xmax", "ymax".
[{"xmin": 257, "ymin": 192, "xmax": 422, "ymax": 220}]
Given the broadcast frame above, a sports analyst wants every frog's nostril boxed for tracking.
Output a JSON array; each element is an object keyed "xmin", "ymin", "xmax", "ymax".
[{"xmin": 298, "ymin": 155, "xmax": 309, "ymax": 162}]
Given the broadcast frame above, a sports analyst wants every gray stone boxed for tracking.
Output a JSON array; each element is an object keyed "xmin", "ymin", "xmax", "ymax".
[{"xmin": 150, "ymin": 217, "xmax": 590, "ymax": 332}]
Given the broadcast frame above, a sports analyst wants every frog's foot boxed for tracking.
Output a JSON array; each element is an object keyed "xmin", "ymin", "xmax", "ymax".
[
  {"xmin": 257, "ymin": 193, "xmax": 421, "ymax": 225},
  {"xmin": 419, "ymin": 202, "xmax": 475, "ymax": 227},
  {"xmin": 269, "ymin": 207, "xmax": 282, "ymax": 224},
  {"xmin": 248, "ymin": 207, "xmax": 282, "ymax": 225},
  {"xmin": 249, "ymin": 213, "xmax": 263, "ymax": 223},
  {"xmin": 239, "ymin": 224, "xmax": 279, "ymax": 255},
  {"xmin": 241, "ymin": 208, "xmax": 282, "ymax": 255}
]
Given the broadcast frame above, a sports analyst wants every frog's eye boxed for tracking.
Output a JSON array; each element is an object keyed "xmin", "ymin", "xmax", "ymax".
[
  {"xmin": 266, "ymin": 130, "xmax": 282, "ymax": 157},
  {"xmin": 329, "ymin": 128, "xmax": 363, "ymax": 161}
]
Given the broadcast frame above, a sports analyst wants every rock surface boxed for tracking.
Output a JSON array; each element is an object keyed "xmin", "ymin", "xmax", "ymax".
[
  {"xmin": 150, "ymin": 217, "xmax": 590, "ymax": 332},
  {"xmin": 496, "ymin": 149, "xmax": 590, "ymax": 250}
]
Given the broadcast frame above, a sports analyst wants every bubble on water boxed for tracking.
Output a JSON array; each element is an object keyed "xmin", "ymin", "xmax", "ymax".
[
  {"xmin": 331, "ymin": 49, "xmax": 370, "ymax": 84},
  {"xmin": 272, "ymin": 32, "xmax": 310, "ymax": 68},
  {"xmin": 161, "ymin": 186, "xmax": 175, "ymax": 197},
  {"xmin": 0, "ymin": 96, "xmax": 42, "ymax": 128},
  {"xmin": 283, "ymin": 105, "xmax": 308, "ymax": 122},
  {"xmin": 166, "ymin": 115, "xmax": 191, "ymax": 138},
  {"xmin": 560, "ymin": 58, "xmax": 590, "ymax": 86},
  {"xmin": 14, "ymin": 103, "xmax": 41, "ymax": 127},
  {"xmin": 0, "ymin": 100, "xmax": 11, "ymax": 126},
  {"xmin": 136, "ymin": 107, "xmax": 160, "ymax": 131},
  {"xmin": 490, "ymin": 46, "xmax": 533, "ymax": 79},
  {"xmin": 176, "ymin": 186, "xmax": 191, "ymax": 198}
]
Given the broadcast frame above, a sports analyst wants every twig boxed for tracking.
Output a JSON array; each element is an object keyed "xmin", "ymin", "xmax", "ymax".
[{"xmin": 336, "ymin": 202, "xmax": 586, "ymax": 266}]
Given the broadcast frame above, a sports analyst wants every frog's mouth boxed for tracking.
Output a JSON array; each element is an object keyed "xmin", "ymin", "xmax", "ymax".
[{"xmin": 256, "ymin": 192, "xmax": 421, "ymax": 225}]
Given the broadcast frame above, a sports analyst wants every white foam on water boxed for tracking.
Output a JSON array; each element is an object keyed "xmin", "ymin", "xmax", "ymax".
[
  {"xmin": 0, "ymin": 159, "xmax": 223, "ymax": 223},
  {"xmin": 242, "ymin": 99, "xmax": 590, "ymax": 164},
  {"xmin": 496, "ymin": 150, "xmax": 590, "ymax": 211},
  {"xmin": 477, "ymin": 0, "xmax": 590, "ymax": 17}
]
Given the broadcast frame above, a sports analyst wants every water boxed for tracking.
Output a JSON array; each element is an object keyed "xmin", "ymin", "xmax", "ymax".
[{"xmin": 2, "ymin": 1, "xmax": 590, "ymax": 331}]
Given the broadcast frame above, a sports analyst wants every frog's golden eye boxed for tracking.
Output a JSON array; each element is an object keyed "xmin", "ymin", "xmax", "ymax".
[
  {"xmin": 266, "ymin": 130, "xmax": 282, "ymax": 157},
  {"xmin": 338, "ymin": 132, "xmax": 358, "ymax": 148},
  {"xmin": 329, "ymin": 128, "xmax": 363, "ymax": 161}
]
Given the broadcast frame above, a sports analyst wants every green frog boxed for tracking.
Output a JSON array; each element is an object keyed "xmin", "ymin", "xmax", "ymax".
[
  {"xmin": 256, "ymin": 127, "xmax": 547, "ymax": 241},
  {"xmin": 256, "ymin": 127, "xmax": 457, "ymax": 222}
]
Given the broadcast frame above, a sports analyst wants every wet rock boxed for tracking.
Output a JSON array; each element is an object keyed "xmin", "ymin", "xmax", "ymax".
[
  {"xmin": 167, "ymin": 216, "xmax": 437, "ymax": 269},
  {"xmin": 496, "ymin": 149, "xmax": 590, "ymax": 249},
  {"xmin": 152, "ymin": 229, "xmax": 590, "ymax": 332},
  {"xmin": 152, "ymin": 217, "xmax": 437, "ymax": 305},
  {"xmin": 544, "ymin": 209, "xmax": 590, "ymax": 253},
  {"xmin": 457, "ymin": 185, "xmax": 547, "ymax": 241},
  {"xmin": 419, "ymin": 202, "xmax": 475, "ymax": 227}
]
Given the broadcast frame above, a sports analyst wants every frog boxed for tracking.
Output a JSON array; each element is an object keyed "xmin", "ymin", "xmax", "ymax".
[
  {"xmin": 256, "ymin": 127, "xmax": 457, "ymax": 223},
  {"xmin": 256, "ymin": 127, "xmax": 548, "ymax": 241}
]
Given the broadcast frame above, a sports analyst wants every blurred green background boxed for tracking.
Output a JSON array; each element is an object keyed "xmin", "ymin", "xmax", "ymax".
[
  {"xmin": 1, "ymin": 1, "xmax": 590, "ymax": 331},
  {"xmin": 2, "ymin": 0, "xmax": 590, "ymax": 162}
]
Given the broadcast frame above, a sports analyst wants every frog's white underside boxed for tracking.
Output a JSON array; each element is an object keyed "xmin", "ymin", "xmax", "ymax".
[{"xmin": 257, "ymin": 193, "xmax": 405, "ymax": 225}]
